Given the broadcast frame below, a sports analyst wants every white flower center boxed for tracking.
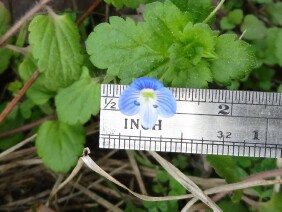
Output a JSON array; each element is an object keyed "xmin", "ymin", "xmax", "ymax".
[{"xmin": 139, "ymin": 89, "xmax": 158, "ymax": 108}]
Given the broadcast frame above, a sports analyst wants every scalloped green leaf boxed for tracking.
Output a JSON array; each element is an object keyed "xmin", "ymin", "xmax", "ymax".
[
  {"xmin": 240, "ymin": 15, "xmax": 267, "ymax": 40},
  {"xmin": 86, "ymin": 1, "xmax": 256, "ymax": 88},
  {"xmin": 211, "ymin": 34, "xmax": 256, "ymax": 85},
  {"xmin": 36, "ymin": 121, "xmax": 85, "ymax": 173},
  {"xmin": 28, "ymin": 12, "xmax": 83, "ymax": 90},
  {"xmin": 55, "ymin": 67, "xmax": 100, "ymax": 125},
  {"xmin": 169, "ymin": 0, "xmax": 213, "ymax": 23},
  {"xmin": 0, "ymin": 2, "xmax": 12, "ymax": 74}
]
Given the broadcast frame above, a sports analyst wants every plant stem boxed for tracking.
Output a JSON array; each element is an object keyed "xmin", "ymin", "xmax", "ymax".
[
  {"xmin": 0, "ymin": 70, "xmax": 40, "ymax": 124},
  {"xmin": 203, "ymin": 0, "xmax": 225, "ymax": 24},
  {"xmin": 76, "ymin": 0, "xmax": 102, "ymax": 26},
  {"xmin": 0, "ymin": 0, "xmax": 52, "ymax": 46},
  {"xmin": 0, "ymin": 114, "xmax": 55, "ymax": 138}
]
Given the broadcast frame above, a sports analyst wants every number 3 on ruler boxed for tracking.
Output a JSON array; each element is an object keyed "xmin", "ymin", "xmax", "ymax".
[{"xmin": 104, "ymin": 98, "xmax": 116, "ymax": 109}]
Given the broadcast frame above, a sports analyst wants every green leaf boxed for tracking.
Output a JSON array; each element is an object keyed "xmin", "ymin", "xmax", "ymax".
[
  {"xmin": 19, "ymin": 99, "xmax": 35, "ymax": 119},
  {"xmin": 0, "ymin": 105, "xmax": 24, "ymax": 150},
  {"xmin": 19, "ymin": 54, "xmax": 55, "ymax": 105},
  {"xmin": 265, "ymin": 28, "xmax": 282, "ymax": 67},
  {"xmin": 87, "ymin": 1, "xmax": 255, "ymax": 88},
  {"xmin": 104, "ymin": 0, "xmax": 148, "ymax": 9},
  {"xmin": 8, "ymin": 80, "xmax": 22, "ymax": 95},
  {"xmin": 0, "ymin": 2, "xmax": 12, "ymax": 74},
  {"xmin": 28, "ymin": 11, "xmax": 84, "ymax": 90},
  {"xmin": 55, "ymin": 67, "xmax": 100, "ymax": 125},
  {"xmin": 220, "ymin": 17, "xmax": 236, "ymax": 30},
  {"xmin": 240, "ymin": 15, "xmax": 267, "ymax": 40},
  {"xmin": 169, "ymin": 0, "xmax": 213, "ymax": 23},
  {"xmin": 265, "ymin": 2, "xmax": 282, "ymax": 26},
  {"xmin": 36, "ymin": 120, "xmax": 85, "ymax": 173},
  {"xmin": 259, "ymin": 193, "xmax": 282, "ymax": 212},
  {"xmin": 220, "ymin": 9, "xmax": 243, "ymax": 30},
  {"xmin": 206, "ymin": 155, "xmax": 243, "ymax": 202},
  {"xmin": 217, "ymin": 200, "xmax": 248, "ymax": 212},
  {"xmin": 86, "ymin": 16, "xmax": 147, "ymax": 77},
  {"xmin": 211, "ymin": 34, "xmax": 256, "ymax": 85},
  {"xmin": 277, "ymin": 84, "xmax": 282, "ymax": 93},
  {"xmin": 228, "ymin": 9, "xmax": 243, "ymax": 25}
]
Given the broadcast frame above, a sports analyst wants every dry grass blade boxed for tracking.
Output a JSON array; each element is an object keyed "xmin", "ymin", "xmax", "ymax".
[
  {"xmin": 149, "ymin": 151, "xmax": 221, "ymax": 212},
  {"xmin": 52, "ymin": 148, "xmax": 282, "ymax": 211},
  {"xmin": 126, "ymin": 150, "xmax": 147, "ymax": 195},
  {"xmin": 70, "ymin": 182, "xmax": 123, "ymax": 212},
  {"xmin": 82, "ymin": 148, "xmax": 191, "ymax": 202},
  {"xmin": 0, "ymin": 134, "xmax": 37, "ymax": 159},
  {"xmin": 48, "ymin": 158, "xmax": 84, "ymax": 201}
]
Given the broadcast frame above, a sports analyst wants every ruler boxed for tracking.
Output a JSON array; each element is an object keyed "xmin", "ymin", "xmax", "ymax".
[{"xmin": 99, "ymin": 84, "xmax": 282, "ymax": 158}]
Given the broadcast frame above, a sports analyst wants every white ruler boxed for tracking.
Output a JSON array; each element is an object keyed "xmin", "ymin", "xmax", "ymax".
[{"xmin": 99, "ymin": 84, "xmax": 282, "ymax": 158}]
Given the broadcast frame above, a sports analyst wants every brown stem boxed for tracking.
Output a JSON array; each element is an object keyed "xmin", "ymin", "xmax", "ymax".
[
  {"xmin": 241, "ymin": 196, "xmax": 260, "ymax": 210},
  {"xmin": 76, "ymin": 0, "xmax": 102, "ymax": 26},
  {"xmin": 0, "ymin": 70, "xmax": 40, "ymax": 124},
  {"xmin": 0, "ymin": 0, "xmax": 52, "ymax": 46},
  {"xmin": 244, "ymin": 169, "xmax": 282, "ymax": 181},
  {"xmin": 0, "ymin": 114, "xmax": 55, "ymax": 138}
]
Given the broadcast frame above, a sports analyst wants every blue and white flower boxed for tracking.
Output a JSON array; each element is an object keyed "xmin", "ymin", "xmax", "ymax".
[{"xmin": 118, "ymin": 77, "xmax": 176, "ymax": 129}]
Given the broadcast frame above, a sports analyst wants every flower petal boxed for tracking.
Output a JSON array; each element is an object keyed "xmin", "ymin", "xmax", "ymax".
[
  {"xmin": 156, "ymin": 87, "xmax": 177, "ymax": 118},
  {"xmin": 118, "ymin": 87, "xmax": 140, "ymax": 116},
  {"xmin": 131, "ymin": 77, "xmax": 164, "ymax": 90},
  {"xmin": 139, "ymin": 103, "xmax": 158, "ymax": 129}
]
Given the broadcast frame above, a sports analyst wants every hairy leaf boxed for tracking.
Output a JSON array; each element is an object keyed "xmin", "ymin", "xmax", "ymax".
[
  {"xmin": 86, "ymin": 1, "xmax": 256, "ymax": 88},
  {"xmin": 36, "ymin": 121, "xmax": 85, "ymax": 173},
  {"xmin": 169, "ymin": 0, "xmax": 213, "ymax": 23},
  {"xmin": 241, "ymin": 15, "xmax": 267, "ymax": 40},
  {"xmin": 55, "ymin": 67, "xmax": 100, "ymax": 125},
  {"xmin": 28, "ymin": 11, "xmax": 84, "ymax": 90},
  {"xmin": 211, "ymin": 34, "xmax": 256, "ymax": 85}
]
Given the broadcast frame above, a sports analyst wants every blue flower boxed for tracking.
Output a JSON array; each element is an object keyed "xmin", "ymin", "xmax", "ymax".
[{"xmin": 118, "ymin": 77, "xmax": 176, "ymax": 129}]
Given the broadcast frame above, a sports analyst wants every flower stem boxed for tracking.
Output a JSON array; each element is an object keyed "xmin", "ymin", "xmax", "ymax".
[{"xmin": 203, "ymin": 0, "xmax": 225, "ymax": 24}]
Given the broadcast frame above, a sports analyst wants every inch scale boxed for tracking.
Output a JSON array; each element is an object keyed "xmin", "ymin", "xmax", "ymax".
[{"xmin": 99, "ymin": 84, "xmax": 282, "ymax": 158}]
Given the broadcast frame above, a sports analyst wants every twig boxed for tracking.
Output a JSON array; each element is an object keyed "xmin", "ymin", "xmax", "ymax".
[
  {"xmin": 76, "ymin": 0, "xmax": 102, "ymax": 25},
  {"xmin": 0, "ymin": 114, "xmax": 55, "ymax": 138},
  {"xmin": 244, "ymin": 169, "xmax": 282, "ymax": 181},
  {"xmin": 0, "ymin": 70, "xmax": 40, "ymax": 123},
  {"xmin": 0, "ymin": 0, "xmax": 52, "ymax": 46},
  {"xmin": 0, "ymin": 134, "xmax": 37, "ymax": 159},
  {"xmin": 2, "ymin": 44, "xmax": 30, "ymax": 54},
  {"xmin": 203, "ymin": 0, "xmax": 225, "ymax": 24},
  {"xmin": 241, "ymin": 196, "xmax": 260, "ymax": 210}
]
